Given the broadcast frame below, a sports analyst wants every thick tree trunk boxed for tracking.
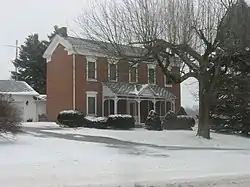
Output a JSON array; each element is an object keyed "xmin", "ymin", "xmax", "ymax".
[{"xmin": 197, "ymin": 80, "xmax": 211, "ymax": 139}]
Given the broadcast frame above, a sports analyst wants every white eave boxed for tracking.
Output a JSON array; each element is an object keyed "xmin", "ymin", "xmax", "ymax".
[
  {"xmin": 42, "ymin": 34, "xmax": 182, "ymax": 68},
  {"xmin": 42, "ymin": 35, "xmax": 109, "ymax": 62},
  {"xmin": 43, "ymin": 35, "xmax": 74, "ymax": 62},
  {"xmin": 0, "ymin": 91, "xmax": 39, "ymax": 96}
]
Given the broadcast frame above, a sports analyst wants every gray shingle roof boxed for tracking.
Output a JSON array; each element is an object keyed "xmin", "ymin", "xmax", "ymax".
[
  {"xmin": 103, "ymin": 82, "xmax": 175, "ymax": 99},
  {"xmin": 0, "ymin": 80, "xmax": 38, "ymax": 95},
  {"xmin": 63, "ymin": 36, "xmax": 145, "ymax": 57}
]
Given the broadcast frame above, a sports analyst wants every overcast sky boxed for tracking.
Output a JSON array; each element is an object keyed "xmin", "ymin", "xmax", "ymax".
[{"xmin": 2, "ymin": 0, "xmax": 235, "ymax": 108}]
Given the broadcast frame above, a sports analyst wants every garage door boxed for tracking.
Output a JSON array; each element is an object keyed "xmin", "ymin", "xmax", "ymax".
[{"xmin": 11, "ymin": 102, "xmax": 25, "ymax": 121}]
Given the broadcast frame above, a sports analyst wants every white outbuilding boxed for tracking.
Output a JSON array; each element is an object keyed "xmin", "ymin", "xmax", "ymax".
[{"xmin": 0, "ymin": 80, "xmax": 46, "ymax": 122}]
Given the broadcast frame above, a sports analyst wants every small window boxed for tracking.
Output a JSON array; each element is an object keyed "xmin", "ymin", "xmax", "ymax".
[
  {"xmin": 165, "ymin": 76, "xmax": 173, "ymax": 87},
  {"xmin": 148, "ymin": 68, "xmax": 155, "ymax": 84},
  {"xmin": 87, "ymin": 96, "xmax": 96, "ymax": 115},
  {"xmin": 87, "ymin": 61, "xmax": 96, "ymax": 80},
  {"xmin": 130, "ymin": 67, "xmax": 137, "ymax": 83},
  {"xmin": 109, "ymin": 63, "xmax": 117, "ymax": 81}
]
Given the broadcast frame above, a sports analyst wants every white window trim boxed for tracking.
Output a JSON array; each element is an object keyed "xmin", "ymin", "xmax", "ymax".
[
  {"xmin": 108, "ymin": 59, "xmax": 118, "ymax": 82},
  {"xmin": 147, "ymin": 64, "xmax": 156, "ymax": 84},
  {"xmin": 129, "ymin": 63, "xmax": 138, "ymax": 83},
  {"xmin": 86, "ymin": 56, "xmax": 97, "ymax": 82},
  {"xmin": 164, "ymin": 75, "xmax": 173, "ymax": 88},
  {"xmin": 86, "ymin": 91, "xmax": 98, "ymax": 116}
]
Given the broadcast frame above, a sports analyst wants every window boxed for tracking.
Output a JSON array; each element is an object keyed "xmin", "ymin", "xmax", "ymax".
[
  {"xmin": 86, "ymin": 91, "xmax": 97, "ymax": 115},
  {"xmin": 86, "ymin": 56, "xmax": 97, "ymax": 81},
  {"xmin": 108, "ymin": 59, "xmax": 118, "ymax": 82},
  {"xmin": 148, "ymin": 69, "xmax": 155, "ymax": 84},
  {"xmin": 147, "ymin": 64, "xmax": 156, "ymax": 84},
  {"xmin": 129, "ymin": 67, "xmax": 138, "ymax": 83},
  {"xmin": 109, "ymin": 63, "xmax": 117, "ymax": 81},
  {"xmin": 87, "ymin": 61, "xmax": 96, "ymax": 80},
  {"xmin": 164, "ymin": 76, "xmax": 173, "ymax": 87}
]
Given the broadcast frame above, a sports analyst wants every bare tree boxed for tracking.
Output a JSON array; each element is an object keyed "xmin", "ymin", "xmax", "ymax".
[{"xmin": 76, "ymin": 0, "xmax": 239, "ymax": 139}]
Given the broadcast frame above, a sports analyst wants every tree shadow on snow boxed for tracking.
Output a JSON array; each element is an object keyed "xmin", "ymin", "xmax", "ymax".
[{"xmin": 21, "ymin": 126, "xmax": 249, "ymax": 153}]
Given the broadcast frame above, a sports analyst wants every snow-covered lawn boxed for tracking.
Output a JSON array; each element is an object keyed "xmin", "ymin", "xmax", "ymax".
[
  {"xmin": 35, "ymin": 122, "xmax": 250, "ymax": 150},
  {"xmin": 0, "ymin": 122, "xmax": 249, "ymax": 187}
]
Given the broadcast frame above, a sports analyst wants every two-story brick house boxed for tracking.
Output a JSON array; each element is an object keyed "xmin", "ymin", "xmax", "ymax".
[{"xmin": 43, "ymin": 28, "xmax": 181, "ymax": 124}]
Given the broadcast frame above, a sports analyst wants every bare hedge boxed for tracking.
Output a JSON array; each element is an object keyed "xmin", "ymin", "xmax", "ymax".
[{"xmin": 0, "ymin": 94, "xmax": 22, "ymax": 134}]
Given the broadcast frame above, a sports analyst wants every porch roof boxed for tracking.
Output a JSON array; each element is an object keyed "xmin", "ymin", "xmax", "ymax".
[{"xmin": 103, "ymin": 82, "xmax": 176, "ymax": 99}]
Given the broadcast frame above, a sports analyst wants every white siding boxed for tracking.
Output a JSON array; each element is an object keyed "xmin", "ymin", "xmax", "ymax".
[
  {"xmin": 37, "ymin": 101, "xmax": 46, "ymax": 116},
  {"xmin": 11, "ymin": 95, "xmax": 38, "ymax": 122}
]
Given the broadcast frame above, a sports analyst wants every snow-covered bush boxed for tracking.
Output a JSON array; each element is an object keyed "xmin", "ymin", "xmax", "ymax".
[
  {"xmin": 0, "ymin": 94, "xmax": 21, "ymax": 134},
  {"xmin": 107, "ymin": 114, "xmax": 135, "ymax": 129},
  {"xmin": 162, "ymin": 111, "xmax": 195, "ymax": 130},
  {"xmin": 176, "ymin": 115, "xmax": 195, "ymax": 127},
  {"xmin": 84, "ymin": 116, "xmax": 108, "ymax": 129},
  {"xmin": 164, "ymin": 110, "xmax": 177, "ymax": 121},
  {"xmin": 57, "ymin": 110, "xmax": 85, "ymax": 128},
  {"xmin": 145, "ymin": 110, "xmax": 163, "ymax": 131},
  {"xmin": 176, "ymin": 107, "xmax": 188, "ymax": 116}
]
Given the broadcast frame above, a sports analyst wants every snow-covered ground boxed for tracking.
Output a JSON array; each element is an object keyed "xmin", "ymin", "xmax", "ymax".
[
  {"xmin": 37, "ymin": 122, "xmax": 250, "ymax": 150},
  {"xmin": 0, "ymin": 122, "xmax": 249, "ymax": 187}
]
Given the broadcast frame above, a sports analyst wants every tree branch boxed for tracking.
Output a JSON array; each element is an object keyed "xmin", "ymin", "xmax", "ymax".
[{"xmin": 155, "ymin": 54, "xmax": 197, "ymax": 83}]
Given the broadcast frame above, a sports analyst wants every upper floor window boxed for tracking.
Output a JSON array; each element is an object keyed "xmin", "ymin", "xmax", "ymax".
[
  {"xmin": 164, "ymin": 76, "xmax": 173, "ymax": 87},
  {"xmin": 129, "ymin": 63, "xmax": 138, "ymax": 83},
  {"xmin": 108, "ymin": 59, "xmax": 118, "ymax": 82},
  {"xmin": 147, "ymin": 64, "xmax": 156, "ymax": 84},
  {"xmin": 86, "ymin": 56, "xmax": 97, "ymax": 81}
]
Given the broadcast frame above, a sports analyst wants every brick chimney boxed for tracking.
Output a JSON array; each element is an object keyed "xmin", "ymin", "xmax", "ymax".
[{"xmin": 58, "ymin": 27, "xmax": 68, "ymax": 37}]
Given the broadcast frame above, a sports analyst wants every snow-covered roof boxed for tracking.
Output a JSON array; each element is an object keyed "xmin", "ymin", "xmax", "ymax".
[
  {"xmin": 36, "ymin": 94, "xmax": 47, "ymax": 101},
  {"xmin": 103, "ymin": 82, "xmax": 176, "ymax": 99},
  {"xmin": 0, "ymin": 80, "xmax": 39, "ymax": 96},
  {"xmin": 43, "ymin": 34, "xmax": 144, "ymax": 60},
  {"xmin": 43, "ymin": 34, "xmax": 182, "ymax": 69}
]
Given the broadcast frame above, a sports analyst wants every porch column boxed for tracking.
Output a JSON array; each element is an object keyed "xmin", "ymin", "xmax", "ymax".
[
  {"xmin": 153, "ymin": 99, "xmax": 156, "ymax": 111},
  {"xmin": 114, "ymin": 97, "xmax": 118, "ymax": 114},
  {"xmin": 137, "ymin": 99, "xmax": 141, "ymax": 124},
  {"xmin": 126, "ymin": 98, "xmax": 129, "ymax": 114},
  {"xmin": 172, "ymin": 100, "xmax": 175, "ymax": 112},
  {"xmin": 102, "ymin": 99, "xmax": 105, "ymax": 116}
]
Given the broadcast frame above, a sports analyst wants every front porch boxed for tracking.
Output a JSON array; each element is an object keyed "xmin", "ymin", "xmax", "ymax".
[{"xmin": 102, "ymin": 82, "xmax": 176, "ymax": 124}]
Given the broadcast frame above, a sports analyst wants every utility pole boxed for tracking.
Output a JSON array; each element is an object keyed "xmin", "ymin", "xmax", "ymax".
[
  {"xmin": 4, "ymin": 40, "xmax": 19, "ymax": 81},
  {"xmin": 15, "ymin": 40, "xmax": 18, "ymax": 81}
]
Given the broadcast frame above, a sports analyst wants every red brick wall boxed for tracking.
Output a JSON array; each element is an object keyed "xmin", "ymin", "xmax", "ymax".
[
  {"xmin": 165, "ymin": 67, "xmax": 181, "ymax": 112},
  {"xmin": 138, "ymin": 63, "xmax": 148, "ymax": 84},
  {"xmin": 118, "ymin": 59, "xmax": 129, "ymax": 82},
  {"xmin": 75, "ymin": 56, "xmax": 108, "ymax": 116},
  {"xmin": 155, "ymin": 65, "xmax": 181, "ymax": 112},
  {"xmin": 156, "ymin": 65, "xmax": 164, "ymax": 87},
  {"xmin": 75, "ymin": 55, "xmax": 85, "ymax": 113},
  {"xmin": 46, "ymin": 45, "xmax": 73, "ymax": 121},
  {"xmin": 47, "ymin": 48, "xmax": 181, "ymax": 118}
]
